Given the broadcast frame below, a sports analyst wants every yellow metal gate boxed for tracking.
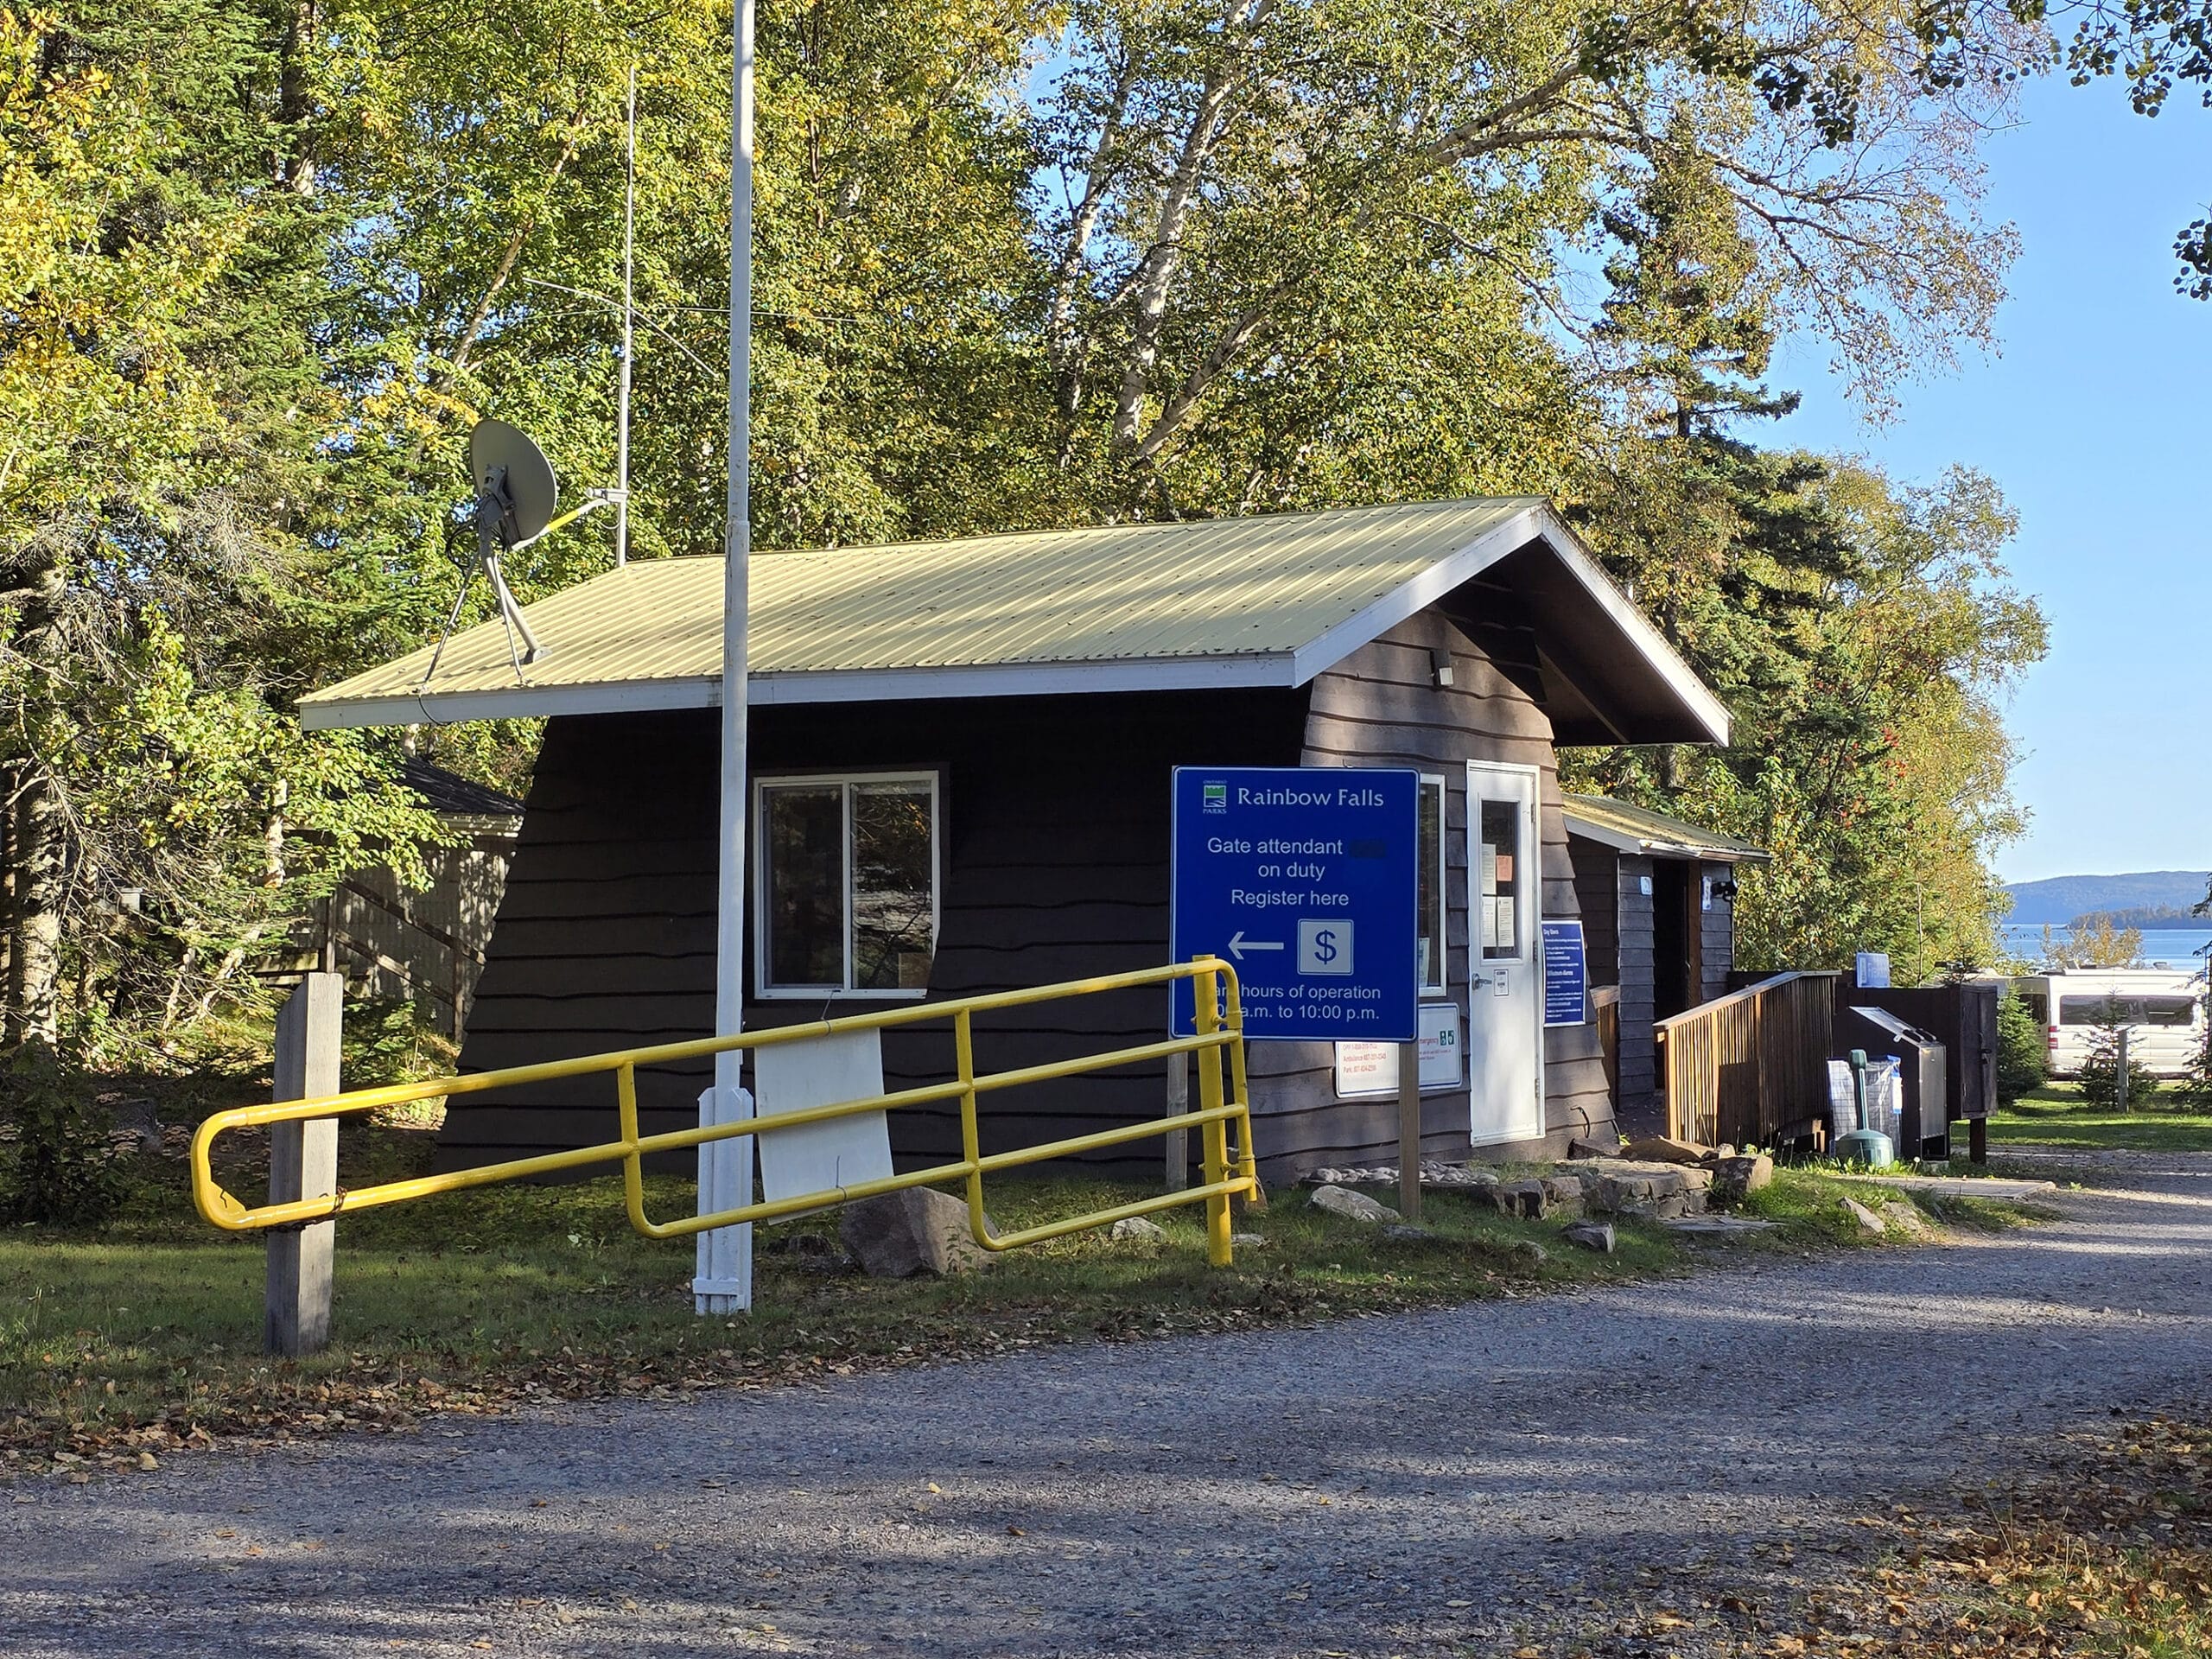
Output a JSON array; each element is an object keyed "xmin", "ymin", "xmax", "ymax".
[{"xmin": 194, "ymin": 958, "xmax": 1259, "ymax": 1265}]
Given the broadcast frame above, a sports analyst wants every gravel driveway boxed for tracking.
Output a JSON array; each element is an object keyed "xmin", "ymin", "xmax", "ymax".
[{"xmin": 6, "ymin": 1154, "xmax": 2209, "ymax": 1659}]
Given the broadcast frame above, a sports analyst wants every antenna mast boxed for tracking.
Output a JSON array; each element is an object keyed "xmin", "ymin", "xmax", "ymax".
[{"xmin": 615, "ymin": 64, "xmax": 636, "ymax": 565}]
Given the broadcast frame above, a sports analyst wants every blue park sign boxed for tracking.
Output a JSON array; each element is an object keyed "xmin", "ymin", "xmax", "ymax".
[{"xmin": 1170, "ymin": 767, "xmax": 1418, "ymax": 1042}]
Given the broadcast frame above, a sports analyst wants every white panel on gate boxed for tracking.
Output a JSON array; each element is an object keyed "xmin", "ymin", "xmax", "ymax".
[{"xmin": 753, "ymin": 1027, "xmax": 894, "ymax": 1205}]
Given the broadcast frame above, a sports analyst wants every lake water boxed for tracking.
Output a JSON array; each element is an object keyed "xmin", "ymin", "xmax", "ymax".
[{"xmin": 2000, "ymin": 925, "xmax": 2212, "ymax": 968}]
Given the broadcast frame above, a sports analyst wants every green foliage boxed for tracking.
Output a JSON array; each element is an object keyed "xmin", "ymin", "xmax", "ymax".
[
  {"xmin": 0, "ymin": 1042, "xmax": 130, "ymax": 1227},
  {"xmin": 2076, "ymin": 1022, "xmax": 2156, "ymax": 1112},
  {"xmin": 339, "ymin": 998, "xmax": 458, "ymax": 1094},
  {"xmin": 2038, "ymin": 916, "xmax": 2145, "ymax": 969},
  {"xmin": 1996, "ymin": 991, "xmax": 2048, "ymax": 1105},
  {"xmin": 3, "ymin": 0, "xmax": 2056, "ymax": 1058}
]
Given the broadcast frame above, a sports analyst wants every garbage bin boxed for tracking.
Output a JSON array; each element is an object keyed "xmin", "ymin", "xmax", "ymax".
[{"xmin": 1838, "ymin": 1005, "xmax": 1949, "ymax": 1158}]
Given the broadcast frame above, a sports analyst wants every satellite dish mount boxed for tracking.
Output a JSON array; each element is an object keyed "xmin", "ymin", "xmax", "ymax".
[{"xmin": 469, "ymin": 418, "xmax": 559, "ymax": 669}]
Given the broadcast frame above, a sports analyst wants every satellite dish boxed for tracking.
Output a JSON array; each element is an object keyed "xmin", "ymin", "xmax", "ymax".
[
  {"xmin": 468, "ymin": 418, "xmax": 560, "ymax": 550},
  {"xmin": 464, "ymin": 418, "xmax": 562, "ymax": 668}
]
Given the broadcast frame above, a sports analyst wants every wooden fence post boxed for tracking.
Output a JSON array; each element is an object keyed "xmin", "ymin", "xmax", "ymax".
[
  {"xmin": 267, "ymin": 972, "xmax": 342, "ymax": 1357},
  {"xmin": 1164, "ymin": 1053, "xmax": 1189, "ymax": 1192},
  {"xmin": 1397, "ymin": 1041, "xmax": 1421, "ymax": 1220}
]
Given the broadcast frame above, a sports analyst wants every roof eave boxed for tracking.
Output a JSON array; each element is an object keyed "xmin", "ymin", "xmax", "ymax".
[{"xmin": 298, "ymin": 652, "xmax": 1302, "ymax": 732}]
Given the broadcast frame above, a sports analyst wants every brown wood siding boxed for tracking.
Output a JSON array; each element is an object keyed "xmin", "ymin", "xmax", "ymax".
[
  {"xmin": 1614, "ymin": 855, "xmax": 1660, "ymax": 1135},
  {"xmin": 1700, "ymin": 862, "xmax": 1736, "ymax": 1002},
  {"xmin": 1568, "ymin": 836, "xmax": 1621, "ymax": 986},
  {"xmin": 1292, "ymin": 613, "xmax": 1615, "ymax": 1171},
  {"xmin": 440, "ymin": 692, "xmax": 1309, "ymax": 1174},
  {"xmin": 440, "ymin": 616, "xmax": 1625, "ymax": 1180}
]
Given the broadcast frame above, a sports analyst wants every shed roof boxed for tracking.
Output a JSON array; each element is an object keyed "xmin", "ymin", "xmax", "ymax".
[
  {"xmin": 301, "ymin": 498, "xmax": 1728, "ymax": 744},
  {"xmin": 400, "ymin": 758, "xmax": 524, "ymax": 822},
  {"xmin": 1561, "ymin": 794, "xmax": 1770, "ymax": 863}
]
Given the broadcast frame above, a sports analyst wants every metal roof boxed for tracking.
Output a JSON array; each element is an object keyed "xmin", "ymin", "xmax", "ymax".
[
  {"xmin": 400, "ymin": 758, "xmax": 524, "ymax": 821},
  {"xmin": 300, "ymin": 498, "xmax": 1729, "ymax": 744},
  {"xmin": 1561, "ymin": 794, "xmax": 1770, "ymax": 863}
]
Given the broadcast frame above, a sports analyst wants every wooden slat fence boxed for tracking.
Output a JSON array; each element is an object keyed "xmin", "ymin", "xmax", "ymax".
[{"xmin": 1656, "ymin": 970, "xmax": 1841, "ymax": 1147}]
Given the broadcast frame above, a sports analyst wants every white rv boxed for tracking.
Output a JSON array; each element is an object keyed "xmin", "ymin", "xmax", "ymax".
[{"xmin": 2010, "ymin": 967, "xmax": 2208, "ymax": 1079}]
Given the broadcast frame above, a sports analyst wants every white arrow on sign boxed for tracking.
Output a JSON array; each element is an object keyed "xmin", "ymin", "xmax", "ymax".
[{"xmin": 1227, "ymin": 930, "xmax": 1284, "ymax": 961}]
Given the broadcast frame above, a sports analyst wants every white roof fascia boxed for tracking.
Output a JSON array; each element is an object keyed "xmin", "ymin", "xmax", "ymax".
[
  {"xmin": 1560, "ymin": 807, "xmax": 1770, "ymax": 864},
  {"xmin": 1287, "ymin": 505, "xmax": 1546, "ymax": 687},
  {"xmin": 1558, "ymin": 813, "xmax": 1647, "ymax": 855},
  {"xmin": 299, "ymin": 676, "xmax": 721, "ymax": 732},
  {"xmin": 301, "ymin": 652, "xmax": 1300, "ymax": 730}
]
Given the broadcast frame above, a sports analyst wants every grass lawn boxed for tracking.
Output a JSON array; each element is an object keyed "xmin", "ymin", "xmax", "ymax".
[
  {"xmin": 1989, "ymin": 1080, "xmax": 2212, "ymax": 1153},
  {"xmin": 2, "ymin": 1097, "xmax": 2044, "ymax": 1482}
]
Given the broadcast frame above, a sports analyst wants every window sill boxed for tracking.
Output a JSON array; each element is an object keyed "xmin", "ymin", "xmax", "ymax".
[{"xmin": 753, "ymin": 988, "xmax": 932, "ymax": 1002}]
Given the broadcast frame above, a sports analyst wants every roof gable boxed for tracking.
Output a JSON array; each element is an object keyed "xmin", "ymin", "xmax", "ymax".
[
  {"xmin": 300, "ymin": 498, "xmax": 1727, "ymax": 744},
  {"xmin": 1561, "ymin": 794, "xmax": 1769, "ymax": 862}
]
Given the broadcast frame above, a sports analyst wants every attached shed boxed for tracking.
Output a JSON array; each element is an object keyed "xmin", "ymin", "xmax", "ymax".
[
  {"xmin": 301, "ymin": 499, "xmax": 1732, "ymax": 1182},
  {"xmin": 1561, "ymin": 795, "xmax": 1769, "ymax": 1137}
]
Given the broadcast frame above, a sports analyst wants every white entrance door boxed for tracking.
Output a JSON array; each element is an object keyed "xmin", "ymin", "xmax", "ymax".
[{"xmin": 1465, "ymin": 760, "xmax": 1543, "ymax": 1145}]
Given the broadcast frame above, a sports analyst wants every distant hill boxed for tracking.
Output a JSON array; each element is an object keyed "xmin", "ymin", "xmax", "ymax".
[
  {"xmin": 2004, "ymin": 871, "xmax": 2210, "ymax": 926},
  {"xmin": 2069, "ymin": 906, "xmax": 2207, "ymax": 931}
]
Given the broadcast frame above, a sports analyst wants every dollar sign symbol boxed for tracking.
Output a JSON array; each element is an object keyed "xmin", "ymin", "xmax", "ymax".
[{"xmin": 1314, "ymin": 928, "xmax": 1338, "ymax": 964}]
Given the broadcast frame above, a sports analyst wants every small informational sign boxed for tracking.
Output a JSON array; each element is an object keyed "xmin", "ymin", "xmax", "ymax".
[
  {"xmin": 1333, "ymin": 1003, "xmax": 1464, "ymax": 1098},
  {"xmin": 1171, "ymin": 767, "xmax": 1417, "ymax": 1042},
  {"xmin": 753, "ymin": 1027, "xmax": 894, "ymax": 1206},
  {"xmin": 1541, "ymin": 919, "xmax": 1588, "ymax": 1027},
  {"xmin": 1855, "ymin": 950, "xmax": 1892, "ymax": 988}
]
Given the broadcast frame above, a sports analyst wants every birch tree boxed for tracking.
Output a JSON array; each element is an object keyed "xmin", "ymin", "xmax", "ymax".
[{"xmin": 1035, "ymin": 0, "xmax": 2037, "ymax": 513}]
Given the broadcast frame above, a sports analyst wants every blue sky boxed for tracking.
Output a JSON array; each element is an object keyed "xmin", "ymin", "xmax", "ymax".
[{"xmin": 1768, "ymin": 76, "xmax": 2212, "ymax": 884}]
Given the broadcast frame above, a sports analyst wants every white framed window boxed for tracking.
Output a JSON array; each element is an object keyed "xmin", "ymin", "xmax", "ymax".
[
  {"xmin": 1418, "ymin": 774, "xmax": 1447, "ymax": 996},
  {"xmin": 755, "ymin": 771, "xmax": 940, "ymax": 999}
]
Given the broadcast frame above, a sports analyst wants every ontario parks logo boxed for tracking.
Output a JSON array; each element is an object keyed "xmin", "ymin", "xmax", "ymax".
[{"xmin": 1202, "ymin": 781, "xmax": 1228, "ymax": 814}]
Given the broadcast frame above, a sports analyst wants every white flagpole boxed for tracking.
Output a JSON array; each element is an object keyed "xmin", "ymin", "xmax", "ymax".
[
  {"xmin": 614, "ymin": 64, "xmax": 635, "ymax": 566},
  {"xmin": 696, "ymin": 0, "xmax": 755, "ymax": 1314}
]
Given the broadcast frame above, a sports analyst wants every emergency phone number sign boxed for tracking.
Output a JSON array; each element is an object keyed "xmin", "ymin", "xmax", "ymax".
[{"xmin": 1169, "ymin": 767, "xmax": 1418, "ymax": 1042}]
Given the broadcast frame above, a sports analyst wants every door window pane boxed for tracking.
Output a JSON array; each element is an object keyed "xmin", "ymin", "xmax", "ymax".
[
  {"xmin": 764, "ymin": 785, "xmax": 844, "ymax": 987},
  {"xmin": 1417, "ymin": 779, "xmax": 1445, "ymax": 992},
  {"xmin": 851, "ymin": 781, "xmax": 935, "ymax": 991},
  {"xmin": 1479, "ymin": 798, "xmax": 1520, "ymax": 959}
]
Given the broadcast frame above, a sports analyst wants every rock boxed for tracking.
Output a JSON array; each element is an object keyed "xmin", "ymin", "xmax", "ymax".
[
  {"xmin": 1562, "ymin": 1219, "xmax": 1615, "ymax": 1254},
  {"xmin": 1877, "ymin": 1198, "xmax": 1934, "ymax": 1240},
  {"xmin": 1567, "ymin": 1136, "xmax": 1623, "ymax": 1160},
  {"xmin": 1301, "ymin": 1161, "xmax": 1498, "ymax": 1192},
  {"xmin": 1108, "ymin": 1216, "xmax": 1167, "ymax": 1242},
  {"xmin": 1380, "ymin": 1224, "xmax": 1437, "ymax": 1243},
  {"xmin": 1660, "ymin": 1215, "xmax": 1780, "ymax": 1236},
  {"xmin": 1507, "ymin": 1239, "xmax": 1548, "ymax": 1266},
  {"xmin": 839, "ymin": 1187, "xmax": 995, "ymax": 1278},
  {"xmin": 1482, "ymin": 1179, "xmax": 1549, "ymax": 1220},
  {"xmin": 1841, "ymin": 1197, "xmax": 1887, "ymax": 1235},
  {"xmin": 1561, "ymin": 1158, "xmax": 1711, "ymax": 1217},
  {"xmin": 1309, "ymin": 1184, "xmax": 1402, "ymax": 1224},
  {"xmin": 1539, "ymin": 1175, "xmax": 1585, "ymax": 1213},
  {"xmin": 1708, "ymin": 1154, "xmax": 1775, "ymax": 1205},
  {"xmin": 1622, "ymin": 1135, "xmax": 1714, "ymax": 1167},
  {"xmin": 1230, "ymin": 1232, "xmax": 1268, "ymax": 1250}
]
